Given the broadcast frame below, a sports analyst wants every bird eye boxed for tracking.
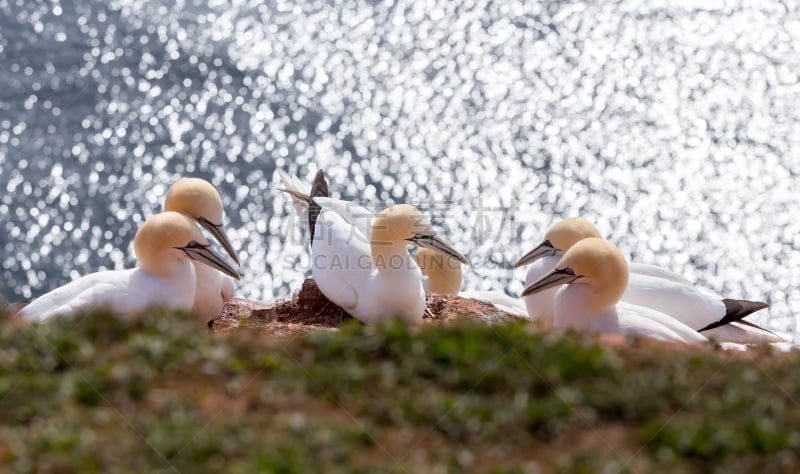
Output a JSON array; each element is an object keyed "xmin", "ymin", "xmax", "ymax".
[
  {"xmin": 186, "ymin": 240, "xmax": 201, "ymax": 248},
  {"xmin": 562, "ymin": 268, "xmax": 575, "ymax": 276}
]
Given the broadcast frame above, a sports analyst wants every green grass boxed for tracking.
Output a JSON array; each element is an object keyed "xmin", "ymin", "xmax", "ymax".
[{"xmin": 1, "ymin": 309, "xmax": 799, "ymax": 473}]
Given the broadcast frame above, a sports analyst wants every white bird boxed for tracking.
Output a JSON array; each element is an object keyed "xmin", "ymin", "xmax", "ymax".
[
  {"xmin": 278, "ymin": 169, "xmax": 469, "ymax": 324},
  {"xmin": 515, "ymin": 217, "xmax": 601, "ymax": 325},
  {"xmin": 522, "ymin": 238, "xmax": 708, "ymax": 344},
  {"xmin": 19, "ymin": 212, "xmax": 241, "ymax": 322},
  {"xmin": 163, "ymin": 177, "xmax": 240, "ymax": 322},
  {"xmin": 415, "ymin": 248, "xmax": 528, "ymax": 318},
  {"xmin": 313, "ymin": 197, "xmax": 469, "ymax": 324},
  {"xmin": 516, "ymin": 218, "xmax": 781, "ymax": 343}
]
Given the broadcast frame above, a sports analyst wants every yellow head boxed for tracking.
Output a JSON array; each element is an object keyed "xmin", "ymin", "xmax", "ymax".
[
  {"xmin": 545, "ymin": 218, "xmax": 602, "ymax": 251},
  {"xmin": 164, "ymin": 178, "xmax": 224, "ymax": 223},
  {"xmin": 515, "ymin": 217, "xmax": 602, "ymax": 267},
  {"xmin": 163, "ymin": 177, "xmax": 239, "ymax": 265},
  {"xmin": 521, "ymin": 237, "xmax": 628, "ymax": 312},
  {"xmin": 370, "ymin": 204, "xmax": 469, "ymax": 270},
  {"xmin": 415, "ymin": 248, "xmax": 463, "ymax": 294},
  {"xmin": 134, "ymin": 211, "xmax": 240, "ymax": 280}
]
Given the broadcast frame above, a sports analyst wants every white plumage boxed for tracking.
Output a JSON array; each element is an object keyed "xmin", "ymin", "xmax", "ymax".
[
  {"xmin": 276, "ymin": 169, "xmax": 468, "ymax": 324},
  {"xmin": 163, "ymin": 177, "xmax": 241, "ymax": 322},
  {"xmin": 516, "ymin": 218, "xmax": 779, "ymax": 343},
  {"xmin": 20, "ymin": 212, "xmax": 240, "ymax": 322},
  {"xmin": 523, "ymin": 238, "xmax": 708, "ymax": 344}
]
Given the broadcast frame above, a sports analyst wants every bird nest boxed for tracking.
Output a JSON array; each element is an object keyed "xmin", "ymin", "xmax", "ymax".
[{"xmin": 210, "ymin": 278, "xmax": 528, "ymax": 337}]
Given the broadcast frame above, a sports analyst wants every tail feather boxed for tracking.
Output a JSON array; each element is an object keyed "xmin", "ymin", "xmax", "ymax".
[
  {"xmin": 308, "ymin": 170, "xmax": 329, "ymax": 243},
  {"xmin": 276, "ymin": 169, "xmax": 312, "ymax": 216},
  {"xmin": 277, "ymin": 187, "xmax": 311, "ymax": 203},
  {"xmin": 698, "ymin": 299, "xmax": 769, "ymax": 332}
]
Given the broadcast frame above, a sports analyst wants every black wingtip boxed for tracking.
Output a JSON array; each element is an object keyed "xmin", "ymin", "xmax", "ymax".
[
  {"xmin": 698, "ymin": 298, "xmax": 770, "ymax": 332},
  {"xmin": 722, "ymin": 298, "xmax": 770, "ymax": 319},
  {"xmin": 308, "ymin": 169, "xmax": 329, "ymax": 243}
]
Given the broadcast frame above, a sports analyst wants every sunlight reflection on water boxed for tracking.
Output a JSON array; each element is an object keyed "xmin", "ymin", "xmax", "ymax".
[{"xmin": 1, "ymin": 0, "xmax": 798, "ymax": 338}]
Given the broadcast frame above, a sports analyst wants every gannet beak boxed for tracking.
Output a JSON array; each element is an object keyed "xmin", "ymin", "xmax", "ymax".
[
  {"xmin": 520, "ymin": 267, "xmax": 581, "ymax": 297},
  {"xmin": 514, "ymin": 240, "xmax": 564, "ymax": 268},
  {"xmin": 178, "ymin": 241, "xmax": 241, "ymax": 280},
  {"xmin": 195, "ymin": 217, "xmax": 240, "ymax": 266},
  {"xmin": 408, "ymin": 234, "xmax": 470, "ymax": 265}
]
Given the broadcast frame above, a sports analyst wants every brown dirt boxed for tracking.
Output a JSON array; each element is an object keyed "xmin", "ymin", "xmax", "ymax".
[
  {"xmin": 210, "ymin": 278, "xmax": 528, "ymax": 336},
  {"xmin": 208, "ymin": 281, "xmax": 793, "ymax": 357}
]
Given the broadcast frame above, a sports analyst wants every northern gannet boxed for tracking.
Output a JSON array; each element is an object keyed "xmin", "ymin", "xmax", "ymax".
[
  {"xmin": 515, "ymin": 217, "xmax": 601, "ymax": 325},
  {"xmin": 312, "ymin": 198, "xmax": 469, "ymax": 324},
  {"xmin": 163, "ymin": 177, "xmax": 240, "ymax": 321},
  {"xmin": 522, "ymin": 238, "xmax": 708, "ymax": 344},
  {"xmin": 19, "ymin": 212, "xmax": 241, "ymax": 322},
  {"xmin": 516, "ymin": 218, "xmax": 781, "ymax": 343},
  {"xmin": 415, "ymin": 248, "xmax": 528, "ymax": 318},
  {"xmin": 278, "ymin": 169, "xmax": 469, "ymax": 323}
]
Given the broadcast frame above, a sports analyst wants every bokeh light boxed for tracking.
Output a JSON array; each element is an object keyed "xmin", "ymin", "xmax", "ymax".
[{"xmin": 1, "ymin": 0, "xmax": 798, "ymax": 338}]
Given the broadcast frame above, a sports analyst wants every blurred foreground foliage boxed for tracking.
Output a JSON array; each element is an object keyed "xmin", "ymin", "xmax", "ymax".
[{"xmin": 1, "ymin": 308, "xmax": 799, "ymax": 473}]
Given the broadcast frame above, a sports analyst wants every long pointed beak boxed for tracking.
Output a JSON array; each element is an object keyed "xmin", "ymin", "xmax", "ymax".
[
  {"xmin": 514, "ymin": 240, "xmax": 564, "ymax": 268},
  {"xmin": 196, "ymin": 217, "xmax": 240, "ymax": 266},
  {"xmin": 408, "ymin": 234, "xmax": 470, "ymax": 265},
  {"xmin": 520, "ymin": 267, "xmax": 581, "ymax": 297},
  {"xmin": 179, "ymin": 242, "xmax": 241, "ymax": 280}
]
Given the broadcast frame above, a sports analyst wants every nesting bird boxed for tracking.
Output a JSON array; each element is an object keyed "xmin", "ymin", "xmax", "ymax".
[
  {"xmin": 516, "ymin": 218, "xmax": 780, "ymax": 343},
  {"xmin": 313, "ymin": 198, "xmax": 469, "ymax": 323},
  {"xmin": 415, "ymin": 248, "xmax": 528, "ymax": 317},
  {"xmin": 19, "ymin": 212, "xmax": 240, "ymax": 322},
  {"xmin": 522, "ymin": 238, "xmax": 708, "ymax": 343},
  {"xmin": 515, "ymin": 217, "xmax": 600, "ymax": 324},
  {"xmin": 163, "ymin": 177, "xmax": 240, "ymax": 322},
  {"xmin": 278, "ymin": 169, "xmax": 469, "ymax": 324}
]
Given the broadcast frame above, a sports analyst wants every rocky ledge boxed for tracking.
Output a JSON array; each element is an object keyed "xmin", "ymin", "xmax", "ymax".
[{"xmin": 210, "ymin": 278, "xmax": 529, "ymax": 337}]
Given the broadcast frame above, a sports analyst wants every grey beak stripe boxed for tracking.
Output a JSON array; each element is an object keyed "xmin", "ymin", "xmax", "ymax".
[
  {"xmin": 408, "ymin": 234, "xmax": 470, "ymax": 265},
  {"xmin": 515, "ymin": 240, "xmax": 563, "ymax": 268},
  {"xmin": 180, "ymin": 244, "xmax": 241, "ymax": 280},
  {"xmin": 521, "ymin": 268, "xmax": 581, "ymax": 297}
]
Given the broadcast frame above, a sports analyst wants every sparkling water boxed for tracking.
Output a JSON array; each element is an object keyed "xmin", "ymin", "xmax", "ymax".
[{"xmin": 2, "ymin": 0, "xmax": 798, "ymax": 338}]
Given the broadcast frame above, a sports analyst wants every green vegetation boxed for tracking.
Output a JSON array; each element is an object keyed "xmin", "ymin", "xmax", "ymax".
[{"xmin": 1, "ymin": 309, "xmax": 799, "ymax": 473}]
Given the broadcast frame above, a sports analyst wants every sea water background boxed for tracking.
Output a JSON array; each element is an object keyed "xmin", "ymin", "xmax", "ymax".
[{"xmin": 1, "ymin": 0, "xmax": 798, "ymax": 338}]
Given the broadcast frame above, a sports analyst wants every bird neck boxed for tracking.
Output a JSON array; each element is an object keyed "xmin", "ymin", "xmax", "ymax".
[
  {"xmin": 139, "ymin": 250, "xmax": 195, "ymax": 280},
  {"xmin": 554, "ymin": 282, "xmax": 619, "ymax": 326},
  {"xmin": 426, "ymin": 269, "xmax": 462, "ymax": 294},
  {"xmin": 370, "ymin": 240, "xmax": 414, "ymax": 274},
  {"xmin": 524, "ymin": 256, "xmax": 559, "ymax": 286}
]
